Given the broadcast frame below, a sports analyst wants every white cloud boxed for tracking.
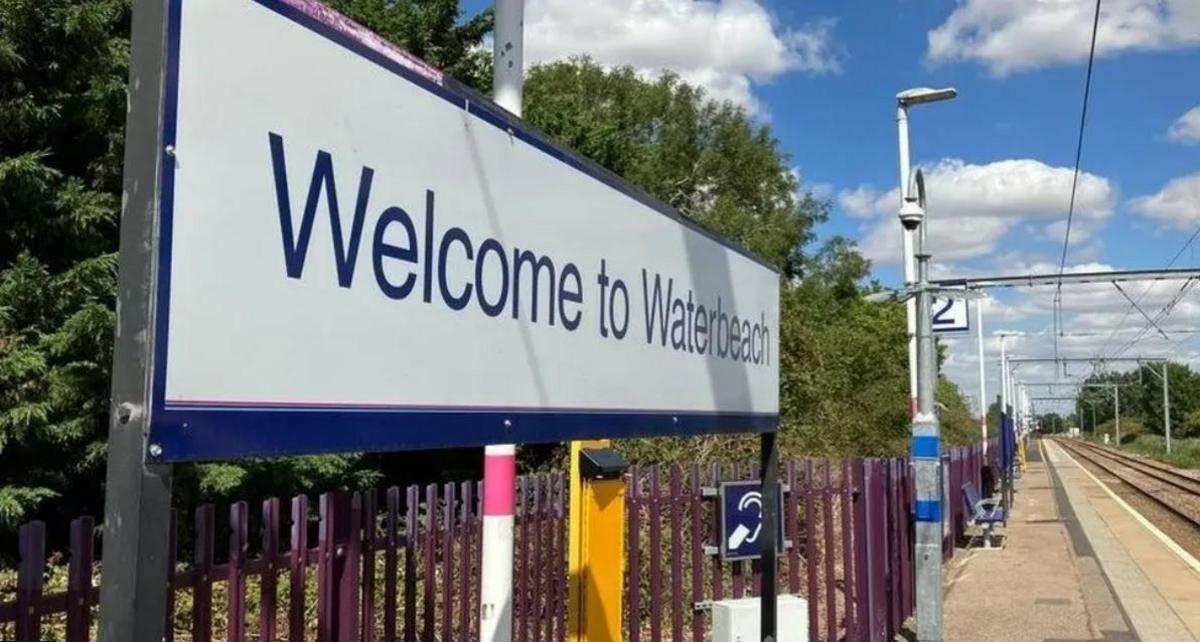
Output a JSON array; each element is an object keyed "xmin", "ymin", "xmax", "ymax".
[
  {"xmin": 1168, "ymin": 106, "xmax": 1200, "ymax": 144},
  {"xmin": 837, "ymin": 185, "xmax": 882, "ymax": 218},
  {"xmin": 844, "ymin": 158, "xmax": 1115, "ymax": 264},
  {"xmin": 525, "ymin": 0, "xmax": 842, "ymax": 113},
  {"xmin": 1130, "ymin": 171, "xmax": 1200, "ymax": 229},
  {"xmin": 926, "ymin": 0, "xmax": 1200, "ymax": 75}
]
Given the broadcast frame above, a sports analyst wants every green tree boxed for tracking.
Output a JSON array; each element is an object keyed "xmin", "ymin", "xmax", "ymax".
[
  {"xmin": 326, "ymin": 0, "xmax": 493, "ymax": 90},
  {"xmin": 0, "ymin": 0, "xmax": 494, "ymax": 531}
]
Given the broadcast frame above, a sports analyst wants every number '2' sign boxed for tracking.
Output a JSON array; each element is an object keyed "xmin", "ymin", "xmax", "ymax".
[{"xmin": 931, "ymin": 296, "xmax": 970, "ymax": 333}]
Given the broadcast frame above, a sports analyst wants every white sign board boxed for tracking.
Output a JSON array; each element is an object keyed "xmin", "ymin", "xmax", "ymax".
[
  {"xmin": 147, "ymin": 0, "xmax": 780, "ymax": 460},
  {"xmin": 930, "ymin": 295, "xmax": 969, "ymax": 333}
]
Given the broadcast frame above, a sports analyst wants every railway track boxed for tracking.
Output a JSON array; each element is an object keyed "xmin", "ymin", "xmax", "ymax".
[{"xmin": 1055, "ymin": 438, "xmax": 1200, "ymax": 532}]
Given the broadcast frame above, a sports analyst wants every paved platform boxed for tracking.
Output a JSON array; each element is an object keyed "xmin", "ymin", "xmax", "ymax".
[{"xmin": 943, "ymin": 438, "xmax": 1200, "ymax": 641}]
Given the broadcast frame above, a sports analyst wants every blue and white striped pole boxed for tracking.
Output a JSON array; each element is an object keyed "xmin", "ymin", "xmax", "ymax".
[{"xmin": 912, "ymin": 246, "xmax": 943, "ymax": 642}]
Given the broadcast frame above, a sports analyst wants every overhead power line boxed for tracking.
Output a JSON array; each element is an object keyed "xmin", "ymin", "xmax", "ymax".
[{"xmin": 1053, "ymin": 0, "xmax": 1103, "ymax": 361}]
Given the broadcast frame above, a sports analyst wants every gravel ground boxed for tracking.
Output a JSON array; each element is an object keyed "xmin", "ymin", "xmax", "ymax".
[{"xmin": 1061, "ymin": 441, "xmax": 1200, "ymax": 563}]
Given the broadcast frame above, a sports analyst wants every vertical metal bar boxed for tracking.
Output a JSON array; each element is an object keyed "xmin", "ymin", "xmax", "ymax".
[
  {"xmin": 627, "ymin": 465, "xmax": 642, "ymax": 642},
  {"xmin": 516, "ymin": 477, "xmax": 528, "ymax": 642},
  {"xmin": 289, "ymin": 496, "xmax": 309, "ymax": 642},
  {"xmin": 648, "ymin": 465, "xmax": 663, "ymax": 642},
  {"xmin": 888, "ymin": 461, "xmax": 901, "ymax": 635},
  {"xmin": 318, "ymin": 494, "xmax": 334, "ymax": 642},
  {"xmin": 193, "ymin": 505, "xmax": 214, "ymax": 642},
  {"xmin": 669, "ymin": 465, "xmax": 684, "ymax": 642},
  {"xmin": 689, "ymin": 465, "xmax": 705, "ymax": 642},
  {"xmin": 730, "ymin": 464, "xmax": 744, "ymax": 600},
  {"xmin": 554, "ymin": 475, "xmax": 567, "ymax": 642},
  {"xmin": 853, "ymin": 461, "xmax": 870, "ymax": 641},
  {"xmin": 228, "ymin": 501, "xmax": 249, "ymax": 642},
  {"xmin": 261, "ymin": 498, "xmax": 280, "ymax": 642},
  {"xmin": 363, "ymin": 490, "xmax": 378, "ymax": 642},
  {"xmin": 531, "ymin": 477, "xmax": 543, "ymax": 642},
  {"xmin": 786, "ymin": 460, "xmax": 800, "ymax": 596},
  {"xmin": 67, "ymin": 517, "xmax": 96, "ymax": 642},
  {"xmin": 166, "ymin": 510, "xmax": 177, "ymax": 642},
  {"xmin": 460, "ymin": 482, "xmax": 474, "ymax": 642},
  {"xmin": 442, "ymin": 483, "xmax": 455, "ymax": 642},
  {"xmin": 97, "ymin": 0, "xmax": 175, "ymax": 639},
  {"xmin": 822, "ymin": 462, "xmax": 836, "ymax": 642},
  {"xmin": 804, "ymin": 461, "xmax": 818, "ymax": 642},
  {"xmin": 709, "ymin": 463, "xmax": 724, "ymax": 602},
  {"xmin": 385, "ymin": 488, "xmax": 400, "ymax": 642},
  {"xmin": 342, "ymin": 493, "xmax": 363, "ymax": 642},
  {"xmin": 748, "ymin": 463, "xmax": 762, "ymax": 597},
  {"xmin": 404, "ymin": 486, "xmax": 418, "ymax": 642},
  {"xmin": 476, "ymin": 480, "xmax": 486, "ymax": 642},
  {"xmin": 16, "ymin": 521, "xmax": 46, "ymax": 642},
  {"xmin": 872, "ymin": 461, "xmax": 887, "ymax": 641},
  {"xmin": 840, "ymin": 460, "xmax": 856, "ymax": 642},
  {"xmin": 760, "ymin": 431, "xmax": 779, "ymax": 642},
  {"xmin": 423, "ymin": 485, "xmax": 437, "ymax": 642}
]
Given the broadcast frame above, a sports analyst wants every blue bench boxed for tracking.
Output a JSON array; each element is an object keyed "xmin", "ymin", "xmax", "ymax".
[{"xmin": 962, "ymin": 481, "xmax": 1006, "ymax": 549}]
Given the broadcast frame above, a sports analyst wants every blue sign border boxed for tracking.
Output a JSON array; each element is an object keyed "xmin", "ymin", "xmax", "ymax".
[{"xmin": 146, "ymin": 0, "xmax": 779, "ymax": 462}]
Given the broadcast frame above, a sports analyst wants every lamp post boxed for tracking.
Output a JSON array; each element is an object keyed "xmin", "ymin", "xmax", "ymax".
[{"xmin": 897, "ymin": 87, "xmax": 957, "ymax": 419}]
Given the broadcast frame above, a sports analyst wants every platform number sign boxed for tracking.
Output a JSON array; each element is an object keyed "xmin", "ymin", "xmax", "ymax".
[
  {"xmin": 931, "ymin": 295, "xmax": 970, "ymax": 333},
  {"xmin": 719, "ymin": 480, "xmax": 785, "ymax": 561}
]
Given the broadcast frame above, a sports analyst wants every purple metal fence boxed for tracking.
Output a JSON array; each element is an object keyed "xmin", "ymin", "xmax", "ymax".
[{"xmin": 2, "ymin": 443, "xmax": 1000, "ymax": 642}]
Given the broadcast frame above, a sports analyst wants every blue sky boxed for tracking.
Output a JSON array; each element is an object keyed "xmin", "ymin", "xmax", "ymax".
[{"xmin": 459, "ymin": 0, "xmax": 1200, "ymax": 413}]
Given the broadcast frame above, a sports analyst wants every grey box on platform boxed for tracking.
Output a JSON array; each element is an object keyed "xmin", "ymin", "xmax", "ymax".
[{"xmin": 711, "ymin": 595, "xmax": 807, "ymax": 642}]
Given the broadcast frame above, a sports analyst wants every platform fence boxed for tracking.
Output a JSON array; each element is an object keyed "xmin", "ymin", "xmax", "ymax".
[{"xmin": 1, "ymin": 440, "xmax": 999, "ymax": 642}]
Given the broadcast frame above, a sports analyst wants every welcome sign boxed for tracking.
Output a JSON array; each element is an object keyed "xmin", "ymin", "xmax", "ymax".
[{"xmin": 147, "ymin": 0, "xmax": 780, "ymax": 460}]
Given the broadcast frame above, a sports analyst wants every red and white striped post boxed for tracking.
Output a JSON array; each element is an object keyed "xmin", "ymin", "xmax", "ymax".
[
  {"xmin": 480, "ymin": 444, "xmax": 516, "ymax": 642},
  {"xmin": 480, "ymin": 1, "xmax": 522, "ymax": 640}
]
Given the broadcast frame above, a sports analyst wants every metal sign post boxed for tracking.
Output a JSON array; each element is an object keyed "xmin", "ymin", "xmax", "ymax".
[
  {"xmin": 98, "ymin": 0, "xmax": 174, "ymax": 639},
  {"xmin": 759, "ymin": 431, "xmax": 779, "ymax": 642}
]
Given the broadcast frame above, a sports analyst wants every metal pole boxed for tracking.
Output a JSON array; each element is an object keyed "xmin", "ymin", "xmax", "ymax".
[
  {"xmin": 98, "ymin": 0, "xmax": 174, "ymax": 639},
  {"xmin": 898, "ymin": 105, "xmax": 918, "ymax": 417},
  {"xmin": 1163, "ymin": 362, "xmax": 1172, "ymax": 454},
  {"xmin": 976, "ymin": 297, "xmax": 988, "ymax": 452},
  {"xmin": 760, "ymin": 431, "xmax": 779, "ymax": 642},
  {"xmin": 998, "ymin": 336, "xmax": 1008, "ymax": 506},
  {"xmin": 480, "ymin": 3, "xmax": 523, "ymax": 641},
  {"xmin": 913, "ymin": 245, "xmax": 943, "ymax": 642},
  {"xmin": 1114, "ymin": 386, "xmax": 1121, "ymax": 447}
]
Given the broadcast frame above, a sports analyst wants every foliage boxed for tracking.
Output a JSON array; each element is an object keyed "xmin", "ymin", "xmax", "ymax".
[
  {"xmin": 0, "ymin": 0, "xmax": 129, "ymax": 529},
  {"xmin": 0, "ymin": 0, "xmax": 494, "ymax": 532},
  {"xmin": 325, "ymin": 0, "xmax": 493, "ymax": 91},
  {"xmin": 0, "ymin": 2, "xmax": 979, "ymax": 536},
  {"xmin": 1118, "ymin": 433, "xmax": 1200, "ymax": 469},
  {"xmin": 1035, "ymin": 363, "xmax": 1200, "ymax": 439}
]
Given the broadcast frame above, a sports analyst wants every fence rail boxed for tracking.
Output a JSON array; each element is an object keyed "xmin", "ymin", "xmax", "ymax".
[{"xmin": 1, "ymin": 441, "xmax": 999, "ymax": 642}]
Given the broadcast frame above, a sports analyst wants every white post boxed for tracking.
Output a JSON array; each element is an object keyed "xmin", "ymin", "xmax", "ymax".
[
  {"xmin": 1163, "ymin": 362, "xmax": 1172, "ymax": 454},
  {"xmin": 976, "ymin": 298, "xmax": 987, "ymax": 452},
  {"xmin": 480, "ymin": 444, "xmax": 516, "ymax": 642},
  {"xmin": 1114, "ymin": 386, "xmax": 1121, "ymax": 447},
  {"xmin": 898, "ymin": 105, "xmax": 918, "ymax": 418},
  {"xmin": 480, "ymin": 2, "xmax": 523, "ymax": 640}
]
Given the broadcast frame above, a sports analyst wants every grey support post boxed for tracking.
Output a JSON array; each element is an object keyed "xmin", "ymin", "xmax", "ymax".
[
  {"xmin": 1163, "ymin": 362, "xmax": 1171, "ymax": 454},
  {"xmin": 760, "ymin": 430, "xmax": 779, "ymax": 642},
  {"xmin": 913, "ymin": 248, "xmax": 943, "ymax": 642},
  {"xmin": 98, "ymin": 0, "xmax": 174, "ymax": 640}
]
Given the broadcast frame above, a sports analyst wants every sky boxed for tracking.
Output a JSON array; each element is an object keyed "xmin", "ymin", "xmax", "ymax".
[{"xmin": 458, "ymin": 0, "xmax": 1200, "ymax": 417}]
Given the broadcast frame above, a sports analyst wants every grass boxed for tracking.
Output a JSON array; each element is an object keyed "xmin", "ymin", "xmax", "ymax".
[{"xmin": 1120, "ymin": 434, "xmax": 1200, "ymax": 469}]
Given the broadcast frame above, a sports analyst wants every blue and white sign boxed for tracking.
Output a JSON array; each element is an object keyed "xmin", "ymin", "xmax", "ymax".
[
  {"xmin": 145, "ymin": 0, "xmax": 780, "ymax": 461},
  {"xmin": 719, "ymin": 481, "xmax": 785, "ymax": 561},
  {"xmin": 930, "ymin": 295, "xmax": 970, "ymax": 333}
]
